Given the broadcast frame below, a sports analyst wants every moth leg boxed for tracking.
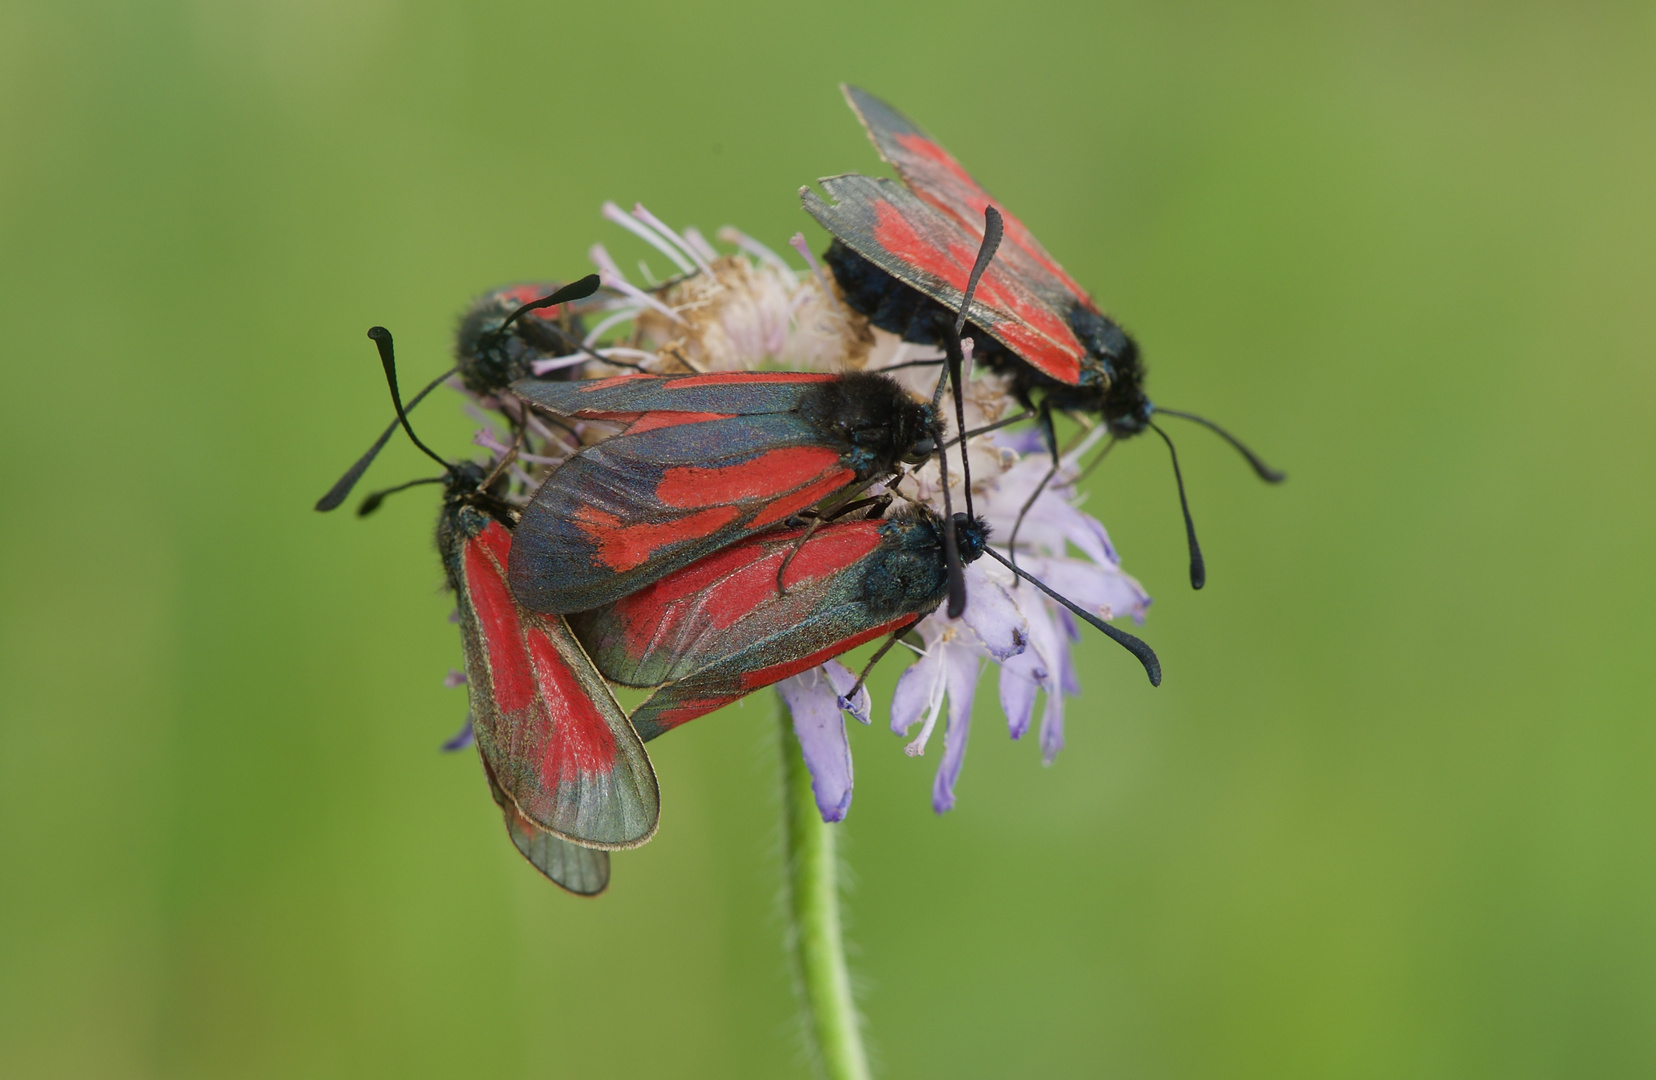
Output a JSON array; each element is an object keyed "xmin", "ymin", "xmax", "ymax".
[
  {"xmin": 879, "ymin": 356, "xmax": 947, "ymax": 373},
  {"xmin": 775, "ymin": 515, "xmax": 828, "ymax": 596},
  {"xmin": 824, "ymin": 493, "xmax": 893, "ymax": 522},
  {"xmin": 841, "ymin": 630, "xmax": 906, "ymax": 706},
  {"xmin": 945, "ymin": 408, "xmax": 1036, "ymax": 448},
  {"xmin": 658, "ymin": 343, "xmax": 705, "ymax": 375},
  {"xmin": 778, "ymin": 474, "xmax": 889, "ymax": 593},
  {"xmin": 785, "ymin": 488, "xmax": 891, "ymax": 529},
  {"xmin": 478, "ymin": 426, "xmax": 523, "ymax": 491}
]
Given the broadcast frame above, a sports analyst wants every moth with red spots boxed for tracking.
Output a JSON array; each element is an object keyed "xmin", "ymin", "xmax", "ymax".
[
  {"xmin": 453, "ymin": 278, "xmax": 614, "ymax": 395},
  {"xmin": 315, "ymin": 275, "xmax": 609, "ymax": 514},
  {"xmin": 802, "ymin": 88, "xmax": 1136, "ymax": 425},
  {"xmin": 437, "ymin": 459, "xmax": 657, "ymax": 896},
  {"xmin": 334, "ymin": 325, "xmax": 659, "ymax": 895},
  {"xmin": 568, "ymin": 506, "xmax": 1162, "ymax": 740},
  {"xmin": 571, "ymin": 508, "xmax": 978, "ymax": 737},
  {"xmin": 505, "ymin": 369, "xmax": 937, "ymax": 615},
  {"xmin": 802, "ymin": 85, "xmax": 1285, "ymax": 589},
  {"xmin": 438, "ymin": 461, "xmax": 659, "ymax": 852}
]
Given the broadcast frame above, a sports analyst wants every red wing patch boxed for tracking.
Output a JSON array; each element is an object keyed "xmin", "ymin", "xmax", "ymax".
[
  {"xmin": 460, "ymin": 520, "xmax": 659, "ymax": 848},
  {"xmin": 620, "ymin": 612, "xmax": 915, "ymax": 739},
  {"xmin": 476, "ymin": 519, "xmax": 513, "ymax": 568},
  {"xmin": 466, "ymin": 537, "xmax": 537, "ymax": 713},
  {"xmin": 872, "ymin": 201, "xmax": 1082, "ymax": 379},
  {"xmin": 625, "ymin": 520, "xmax": 883, "ymax": 610},
  {"xmin": 656, "ymin": 446, "xmax": 844, "ymax": 507},
  {"xmin": 573, "ymin": 504, "xmax": 744, "ymax": 572},
  {"xmin": 522, "ymin": 624, "xmax": 619, "ymax": 785},
  {"xmin": 803, "ymin": 175, "xmax": 1085, "ymax": 385},
  {"xmin": 747, "ymin": 468, "xmax": 856, "ymax": 529},
  {"xmin": 841, "ymin": 85, "xmax": 1097, "ymax": 313},
  {"xmin": 580, "ymin": 520, "xmax": 885, "ymax": 687},
  {"xmin": 489, "ymin": 282, "xmax": 585, "ymax": 323},
  {"xmin": 625, "ymin": 411, "xmax": 734, "ymax": 434}
]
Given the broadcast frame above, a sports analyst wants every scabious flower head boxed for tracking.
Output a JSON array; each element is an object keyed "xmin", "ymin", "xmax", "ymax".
[
  {"xmin": 631, "ymin": 244, "xmax": 872, "ymax": 374},
  {"xmin": 446, "ymin": 203, "xmax": 1150, "ymax": 822}
]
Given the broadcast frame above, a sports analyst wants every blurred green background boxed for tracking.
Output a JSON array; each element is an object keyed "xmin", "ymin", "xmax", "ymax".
[{"xmin": 3, "ymin": 1, "xmax": 1653, "ymax": 1076}]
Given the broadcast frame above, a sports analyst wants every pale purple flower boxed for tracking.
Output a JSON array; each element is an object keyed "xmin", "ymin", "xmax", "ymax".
[
  {"xmin": 775, "ymin": 660, "xmax": 869, "ymax": 822},
  {"xmin": 890, "ymin": 621, "xmax": 980, "ymax": 813}
]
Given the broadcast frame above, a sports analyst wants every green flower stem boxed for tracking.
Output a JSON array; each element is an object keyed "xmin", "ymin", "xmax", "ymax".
[{"xmin": 780, "ymin": 695, "xmax": 872, "ymax": 1080}]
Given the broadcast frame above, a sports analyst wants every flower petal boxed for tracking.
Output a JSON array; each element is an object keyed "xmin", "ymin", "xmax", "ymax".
[
  {"xmin": 994, "ymin": 427, "xmax": 1047, "ymax": 456},
  {"xmin": 777, "ymin": 667, "xmax": 855, "ymax": 822},
  {"xmin": 995, "ymin": 582, "xmax": 1066, "ymax": 740},
  {"xmin": 999, "ymin": 663, "xmax": 1039, "ymax": 740},
  {"xmin": 1020, "ymin": 554, "xmax": 1152, "ymax": 625},
  {"xmin": 958, "ymin": 565, "xmax": 1029, "ymax": 661},
  {"xmin": 1045, "ymin": 497, "xmax": 1120, "ymax": 567},
  {"xmin": 890, "ymin": 636, "xmax": 945, "ymax": 739},
  {"xmin": 932, "ymin": 643, "xmax": 982, "ymax": 813},
  {"xmin": 1055, "ymin": 610, "xmax": 1082, "ymax": 695},
  {"xmin": 1039, "ymin": 676, "xmax": 1066, "ymax": 765}
]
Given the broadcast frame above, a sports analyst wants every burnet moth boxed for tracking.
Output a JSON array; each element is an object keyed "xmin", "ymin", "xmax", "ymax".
[
  {"xmin": 567, "ymin": 506, "xmax": 1163, "ymax": 742},
  {"xmin": 333, "ymin": 323, "xmax": 659, "ymax": 894},
  {"xmin": 504, "ymin": 370, "xmax": 937, "ymax": 614},
  {"xmin": 453, "ymin": 279, "xmax": 614, "ymax": 395},
  {"xmin": 313, "ymin": 275, "xmax": 606, "ymax": 514},
  {"xmin": 802, "ymin": 85, "xmax": 1285, "ymax": 589}
]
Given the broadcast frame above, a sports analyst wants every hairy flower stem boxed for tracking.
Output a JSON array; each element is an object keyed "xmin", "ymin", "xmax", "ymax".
[{"xmin": 780, "ymin": 696, "xmax": 872, "ymax": 1080}]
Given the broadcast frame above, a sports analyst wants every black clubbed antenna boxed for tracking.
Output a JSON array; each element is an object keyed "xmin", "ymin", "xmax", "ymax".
[
  {"xmin": 981, "ymin": 545, "xmax": 1161, "ymax": 687},
  {"xmin": 942, "ymin": 333, "xmax": 977, "ymax": 522},
  {"xmin": 1154, "ymin": 408, "xmax": 1286, "ymax": 483},
  {"xmin": 491, "ymin": 273, "xmax": 602, "ymax": 340},
  {"xmin": 1149, "ymin": 420, "xmax": 1204, "ymax": 589},
  {"xmin": 314, "ymin": 364, "xmax": 455, "ymax": 511},
  {"xmin": 956, "ymin": 206, "xmax": 1003, "ymax": 337},
  {"xmin": 938, "ymin": 206, "xmax": 1004, "ymax": 564},
  {"xmin": 357, "ymin": 474, "xmax": 445, "ymax": 517},
  {"xmin": 932, "ymin": 416, "xmax": 966, "ymax": 619},
  {"xmin": 926, "ymin": 206, "xmax": 1005, "ymax": 619},
  {"xmin": 369, "ymin": 326, "xmax": 449, "ymax": 472}
]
